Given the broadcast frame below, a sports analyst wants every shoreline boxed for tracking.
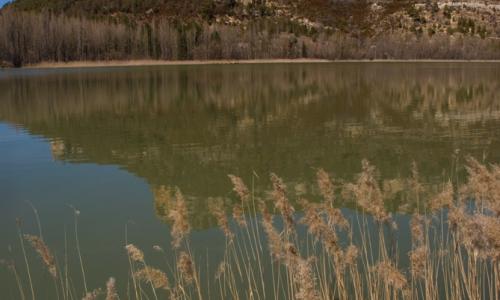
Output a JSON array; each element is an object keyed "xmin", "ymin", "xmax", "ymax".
[
  {"xmin": 24, "ymin": 59, "xmax": 331, "ymax": 69},
  {"xmin": 11, "ymin": 58, "xmax": 500, "ymax": 70}
]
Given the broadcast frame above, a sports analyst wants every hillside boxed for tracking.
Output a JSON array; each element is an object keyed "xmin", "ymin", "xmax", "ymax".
[
  {"xmin": 1, "ymin": 0, "xmax": 500, "ymax": 66},
  {"xmin": 7, "ymin": 0, "xmax": 500, "ymax": 36}
]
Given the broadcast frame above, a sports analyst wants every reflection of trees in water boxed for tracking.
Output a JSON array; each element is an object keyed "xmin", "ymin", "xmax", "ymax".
[
  {"xmin": 151, "ymin": 170, "xmax": 451, "ymax": 229},
  {"xmin": 0, "ymin": 63, "xmax": 499, "ymax": 227},
  {"xmin": 1, "ymin": 64, "xmax": 499, "ymax": 124}
]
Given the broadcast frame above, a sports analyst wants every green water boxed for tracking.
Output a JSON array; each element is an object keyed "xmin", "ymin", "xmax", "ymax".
[{"xmin": 0, "ymin": 62, "xmax": 499, "ymax": 298}]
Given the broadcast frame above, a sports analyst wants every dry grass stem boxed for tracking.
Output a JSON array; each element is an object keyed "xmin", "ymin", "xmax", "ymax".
[{"xmin": 9, "ymin": 158, "xmax": 500, "ymax": 300}]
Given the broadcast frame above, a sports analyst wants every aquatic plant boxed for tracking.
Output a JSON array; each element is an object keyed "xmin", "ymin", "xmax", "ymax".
[
  {"xmin": 23, "ymin": 234, "xmax": 57, "ymax": 279},
  {"xmin": 168, "ymin": 189, "xmax": 191, "ymax": 249},
  {"xmin": 4, "ymin": 158, "xmax": 500, "ymax": 300}
]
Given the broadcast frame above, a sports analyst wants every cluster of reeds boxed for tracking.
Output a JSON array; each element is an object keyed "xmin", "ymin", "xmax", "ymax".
[{"xmin": 3, "ymin": 157, "xmax": 500, "ymax": 299}]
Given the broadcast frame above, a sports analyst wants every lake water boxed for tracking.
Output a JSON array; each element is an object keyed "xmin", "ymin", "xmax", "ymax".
[{"xmin": 1, "ymin": 62, "xmax": 499, "ymax": 299}]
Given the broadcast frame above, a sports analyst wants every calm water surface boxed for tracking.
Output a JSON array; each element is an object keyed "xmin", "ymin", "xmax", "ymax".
[{"xmin": 0, "ymin": 63, "xmax": 500, "ymax": 298}]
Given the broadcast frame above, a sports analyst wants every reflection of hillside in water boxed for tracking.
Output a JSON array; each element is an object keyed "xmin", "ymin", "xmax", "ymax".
[{"xmin": 1, "ymin": 63, "xmax": 499, "ymax": 228}]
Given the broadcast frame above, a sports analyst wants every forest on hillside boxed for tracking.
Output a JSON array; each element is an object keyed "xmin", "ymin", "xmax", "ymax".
[{"xmin": 1, "ymin": 0, "xmax": 500, "ymax": 66}]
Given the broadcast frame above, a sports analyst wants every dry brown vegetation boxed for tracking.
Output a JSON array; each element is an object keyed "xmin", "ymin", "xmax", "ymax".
[
  {"xmin": 3, "ymin": 157, "xmax": 500, "ymax": 299},
  {"xmin": 1, "ymin": 1, "xmax": 500, "ymax": 68}
]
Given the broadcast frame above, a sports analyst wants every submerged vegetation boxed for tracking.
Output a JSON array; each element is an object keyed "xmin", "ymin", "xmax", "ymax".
[{"xmin": 2, "ymin": 157, "xmax": 500, "ymax": 299}]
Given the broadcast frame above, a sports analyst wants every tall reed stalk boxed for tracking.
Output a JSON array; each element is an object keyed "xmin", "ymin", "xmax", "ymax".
[{"xmin": 4, "ymin": 157, "xmax": 500, "ymax": 300}]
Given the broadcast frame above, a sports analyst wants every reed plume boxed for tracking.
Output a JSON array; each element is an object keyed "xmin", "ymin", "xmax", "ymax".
[
  {"xmin": 409, "ymin": 213, "xmax": 429, "ymax": 279},
  {"xmin": 450, "ymin": 209, "xmax": 500, "ymax": 260},
  {"xmin": 23, "ymin": 234, "xmax": 57, "ymax": 278},
  {"xmin": 344, "ymin": 159, "xmax": 393, "ymax": 225},
  {"xmin": 408, "ymin": 161, "xmax": 424, "ymax": 196},
  {"xmin": 316, "ymin": 168, "xmax": 335, "ymax": 204},
  {"xmin": 168, "ymin": 189, "xmax": 191, "ymax": 249},
  {"xmin": 177, "ymin": 251, "xmax": 194, "ymax": 284},
  {"xmin": 410, "ymin": 214, "xmax": 425, "ymax": 245},
  {"xmin": 374, "ymin": 261, "xmax": 408, "ymax": 291},
  {"xmin": 429, "ymin": 181, "xmax": 454, "ymax": 213},
  {"xmin": 409, "ymin": 246, "xmax": 428, "ymax": 279},
  {"xmin": 125, "ymin": 244, "xmax": 144, "ymax": 263},
  {"xmin": 299, "ymin": 198, "xmax": 340, "ymax": 257},
  {"xmin": 279, "ymin": 238, "xmax": 320, "ymax": 300},
  {"xmin": 228, "ymin": 174, "xmax": 250, "ymax": 203},
  {"xmin": 261, "ymin": 198, "xmax": 320, "ymax": 299},
  {"xmin": 134, "ymin": 266, "xmax": 169, "ymax": 290},
  {"xmin": 315, "ymin": 169, "xmax": 350, "ymax": 229},
  {"xmin": 261, "ymin": 210, "xmax": 283, "ymax": 261},
  {"xmin": 462, "ymin": 156, "xmax": 500, "ymax": 216},
  {"xmin": 232, "ymin": 203, "xmax": 247, "ymax": 227},
  {"xmin": 294, "ymin": 257, "xmax": 320, "ymax": 300},
  {"xmin": 82, "ymin": 288, "xmax": 102, "ymax": 300},
  {"xmin": 105, "ymin": 277, "xmax": 119, "ymax": 300},
  {"xmin": 324, "ymin": 205, "xmax": 349, "ymax": 231},
  {"xmin": 215, "ymin": 261, "xmax": 226, "ymax": 280},
  {"xmin": 270, "ymin": 173, "xmax": 295, "ymax": 231},
  {"xmin": 153, "ymin": 185, "xmax": 173, "ymax": 223},
  {"xmin": 228, "ymin": 175, "xmax": 249, "ymax": 227},
  {"xmin": 448, "ymin": 204, "xmax": 466, "ymax": 230},
  {"xmin": 10, "ymin": 158, "xmax": 500, "ymax": 300},
  {"xmin": 153, "ymin": 245, "xmax": 163, "ymax": 252},
  {"xmin": 209, "ymin": 197, "xmax": 234, "ymax": 241},
  {"xmin": 344, "ymin": 244, "xmax": 359, "ymax": 267}
]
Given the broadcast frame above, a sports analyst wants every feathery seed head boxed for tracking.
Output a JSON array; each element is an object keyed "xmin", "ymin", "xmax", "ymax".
[
  {"xmin": 228, "ymin": 174, "xmax": 250, "ymax": 202},
  {"xmin": 374, "ymin": 261, "xmax": 408, "ymax": 290},
  {"xmin": 209, "ymin": 197, "xmax": 234, "ymax": 241},
  {"xmin": 125, "ymin": 244, "xmax": 144, "ymax": 263},
  {"xmin": 316, "ymin": 168, "xmax": 335, "ymax": 204},
  {"xmin": 134, "ymin": 266, "xmax": 169, "ymax": 290},
  {"xmin": 177, "ymin": 251, "xmax": 194, "ymax": 284},
  {"xmin": 270, "ymin": 173, "xmax": 295, "ymax": 231},
  {"xmin": 24, "ymin": 234, "xmax": 57, "ymax": 278},
  {"xmin": 105, "ymin": 277, "xmax": 119, "ymax": 300},
  {"xmin": 167, "ymin": 189, "xmax": 191, "ymax": 249}
]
